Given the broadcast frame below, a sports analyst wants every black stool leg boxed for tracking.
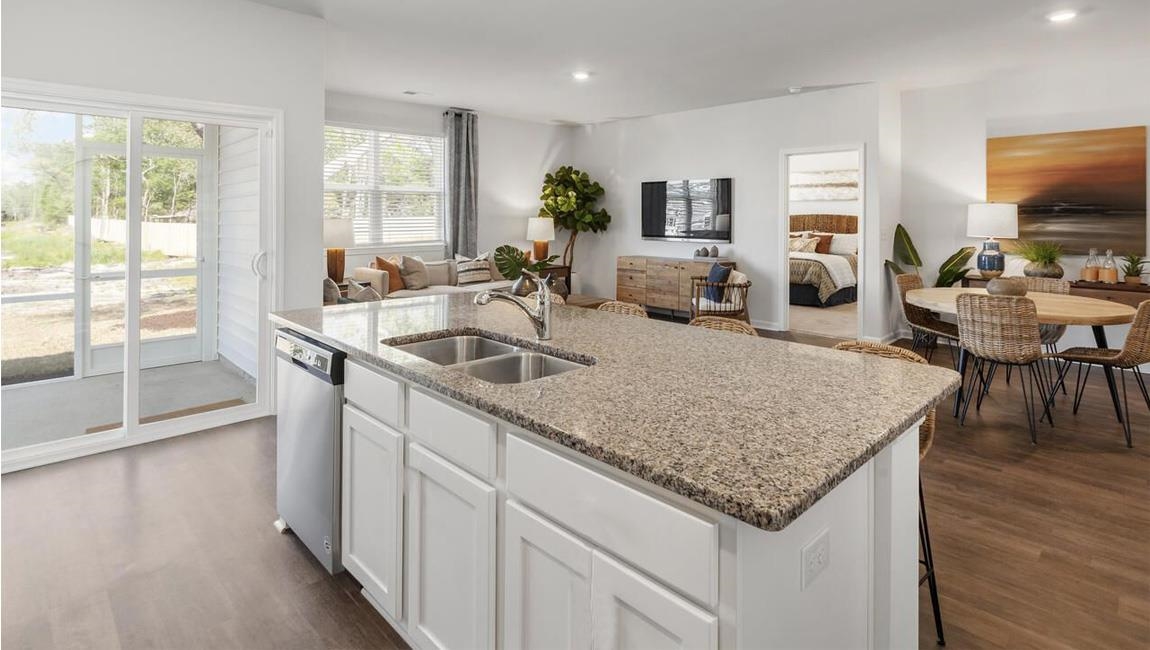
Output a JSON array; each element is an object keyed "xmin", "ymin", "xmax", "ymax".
[
  {"xmin": 920, "ymin": 479, "xmax": 945, "ymax": 646},
  {"xmin": 1120, "ymin": 369, "xmax": 1133, "ymax": 448}
]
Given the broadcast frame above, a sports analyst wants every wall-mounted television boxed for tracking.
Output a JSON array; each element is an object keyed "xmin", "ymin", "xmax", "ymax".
[{"xmin": 641, "ymin": 178, "xmax": 732, "ymax": 242}]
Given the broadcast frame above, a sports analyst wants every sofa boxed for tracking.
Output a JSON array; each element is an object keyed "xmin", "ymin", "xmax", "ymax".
[{"xmin": 351, "ymin": 255, "xmax": 512, "ymax": 300}]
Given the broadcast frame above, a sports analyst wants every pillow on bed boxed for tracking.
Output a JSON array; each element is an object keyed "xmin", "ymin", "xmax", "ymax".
[
  {"xmin": 790, "ymin": 230, "xmax": 813, "ymax": 238},
  {"xmin": 789, "ymin": 237, "xmax": 819, "ymax": 253},
  {"xmin": 810, "ymin": 232, "xmax": 835, "ymax": 254},
  {"xmin": 829, "ymin": 233, "xmax": 859, "ymax": 255}
]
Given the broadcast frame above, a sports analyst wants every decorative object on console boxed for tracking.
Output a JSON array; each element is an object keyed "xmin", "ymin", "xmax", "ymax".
[
  {"xmin": 1014, "ymin": 240, "xmax": 1065, "ymax": 279},
  {"xmin": 1122, "ymin": 254, "xmax": 1145, "ymax": 285},
  {"xmin": 526, "ymin": 217, "xmax": 555, "ymax": 262},
  {"xmin": 986, "ymin": 277, "xmax": 1027, "ymax": 296},
  {"xmin": 1100, "ymin": 249, "xmax": 1119, "ymax": 284},
  {"xmin": 967, "ymin": 203, "xmax": 1018, "ymax": 279},
  {"xmin": 323, "ymin": 218, "xmax": 355, "ymax": 283},
  {"xmin": 696, "ymin": 247, "xmax": 710, "ymax": 257},
  {"xmin": 539, "ymin": 166, "xmax": 612, "ymax": 268},
  {"xmin": 1082, "ymin": 248, "xmax": 1101, "ymax": 282},
  {"xmin": 885, "ymin": 224, "xmax": 976, "ymax": 288},
  {"xmin": 709, "ymin": 245, "xmax": 719, "ymax": 257},
  {"xmin": 987, "ymin": 126, "xmax": 1146, "ymax": 255}
]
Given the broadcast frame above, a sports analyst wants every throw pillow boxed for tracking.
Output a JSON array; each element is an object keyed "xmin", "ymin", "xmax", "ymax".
[
  {"xmin": 322, "ymin": 277, "xmax": 341, "ymax": 305},
  {"xmin": 373, "ymin": 256, "xmax": 406, "ymax": 293},
  {"xmin": 346, "ymin": 279, "xmax": 382, "ymax": 302},
  {"xmin": 457, "ymin": 257, "xmax": 492, "ymax": 284},
  {"xmin": 829, "ymin": 233, "xmax": 859, "ymax": 256},
  {"xmin": 788, "ymin": 237, "xmax": 816, "ymax": 252},
  {"xmin": 399, "ymin": 256, "xmax": 429, "ymax": 290},
  {"xmin": 811, "ymin": 232, "xmax": 835, "ymax": 254},
  {"xmin": 704, "ymin": 263, "xmax": 731, "ymax": 302},
  {"xmin": 424, "ymin": 260, "xmax": 453, "ymax": 286}
]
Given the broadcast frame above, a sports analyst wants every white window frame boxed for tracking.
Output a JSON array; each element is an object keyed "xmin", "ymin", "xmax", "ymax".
[{"xmin": 323, "ymin": 121, "xmax": 447, "ymax": 251}]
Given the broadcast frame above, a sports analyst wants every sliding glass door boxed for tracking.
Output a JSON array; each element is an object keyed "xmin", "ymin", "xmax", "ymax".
[{"xmin": 1, "ymin": 89, "xmax": 274, "ymax": 467}]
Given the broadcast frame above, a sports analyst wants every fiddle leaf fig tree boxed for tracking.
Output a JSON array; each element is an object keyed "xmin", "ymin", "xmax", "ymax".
[{"xmin": 539, "ymin": 166, "xmax": 612, "ymax": 268}]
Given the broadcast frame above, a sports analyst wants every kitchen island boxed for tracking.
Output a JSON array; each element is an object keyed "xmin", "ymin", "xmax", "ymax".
[{"xmin": 271, "ymin": 294, "xmax": 958, "ymax": 649}]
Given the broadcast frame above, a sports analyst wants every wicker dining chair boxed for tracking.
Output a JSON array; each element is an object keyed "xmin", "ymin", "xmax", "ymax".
[
  {"xmin": 688, "ymin": 316, "xmax": 759, "ymax": 336},
  {"xmin": 525, "ymin": 291, "xmax": 565, "ymax": 305},
  {"xmin": 597, "ymin": 300, "xmax": 648, "ymax": 318},
  {"xmin": 956, "ymin": 294, "xmax": 1053, "ymax": 443},
  {"xmin": 832, "ymin": 341, "xmax": 945, "ymax": 646},
  {"xmin": 896, "ymin": 274, "xmax": 959, "ymax": 366},
  {"xmin": 988, "ymin": 277, "xmax": 1071, "ymax": 399},
  {"xmin": 1051, "ymin": 299, "xmax": 1150, "ymax": 448},
  {"xmin": 690, "ymin": 271, "xmax": 752, "ymax": 323}
]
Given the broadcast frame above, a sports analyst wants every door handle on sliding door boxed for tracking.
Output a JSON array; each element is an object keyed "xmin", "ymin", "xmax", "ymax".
[{"xmin": 250, "ymin": 251, "xmax": 268, "ymax": 280}]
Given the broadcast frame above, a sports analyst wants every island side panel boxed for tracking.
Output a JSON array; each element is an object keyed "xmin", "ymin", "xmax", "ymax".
[{"xmin": 735, "ymin": 425, "xmax": 920, "ymax": 649}]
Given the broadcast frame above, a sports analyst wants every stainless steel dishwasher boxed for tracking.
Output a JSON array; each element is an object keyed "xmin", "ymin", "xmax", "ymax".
[{"xmin": 273, "ymin": 329, "xmax": 346, "ymax": 574}]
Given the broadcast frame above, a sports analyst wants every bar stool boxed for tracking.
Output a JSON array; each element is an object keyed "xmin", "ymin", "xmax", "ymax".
[{"xmin": 833, "ymin": 340, "xmax": 946, "ymax": 646}]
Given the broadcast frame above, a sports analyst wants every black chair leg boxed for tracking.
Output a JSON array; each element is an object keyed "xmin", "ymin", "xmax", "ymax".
[
  {"xmin": 960, "ymin": 358, "xmax": 984, "ymax": 425},
  {"xmin": 1072, "ymin": 363, "xmax": 1092, "ymax": 414},
  {"xmin": 920, "ymin": 479, "xmax": 945, "ymax": 646},
  {"xmin": 1134, "ymin": 369, "xmax": 1150, "ymax": 414},
  {"xmin": 1120, "ymin": 370, "xmax": 1133, "ymax": 448},
  {"xmin": 1032, "ymin": 362, "xmax": 1055, "ymax": 427},
  {"xmin": 1020, "ymin": 364, "xmax": 1039, "ymax": 444}
]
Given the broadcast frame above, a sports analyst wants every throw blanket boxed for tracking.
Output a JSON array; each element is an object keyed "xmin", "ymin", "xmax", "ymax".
[{"xmin": 789, "ymin": 252, "xmax": 857, "ymax": 302}]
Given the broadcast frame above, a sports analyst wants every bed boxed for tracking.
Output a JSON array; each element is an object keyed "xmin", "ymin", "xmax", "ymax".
[{"xmin": 788, "ymin": 214, "xmax": 859, "ymax": 308}]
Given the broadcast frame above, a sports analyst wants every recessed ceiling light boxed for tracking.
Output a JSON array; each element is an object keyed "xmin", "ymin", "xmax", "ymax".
[
  {"xmin": 787, "ymin": 86, "xmax": 803, "ymax": 94},
  {"xmin": 571, "ymin": 71, "xmax": 591, "ymax": 82},
  {"xmin": 1046, "ymin": 9, "xmax": 1078, "ymax": 22}
]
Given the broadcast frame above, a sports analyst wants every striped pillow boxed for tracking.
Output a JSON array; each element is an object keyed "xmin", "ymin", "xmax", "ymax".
[{"xmin": 456, "ymin": 258, "xmax": 492, "ymax": 285}]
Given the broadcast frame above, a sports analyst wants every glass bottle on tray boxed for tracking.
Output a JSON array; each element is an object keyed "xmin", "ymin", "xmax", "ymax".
[
  {"xmin": 1081, "ymin": 248, "xmax": 1100, "ymax": 282},
  {"xmin": 1100, "ymin": 249, "xmax": 1119, "ymax": 284}
]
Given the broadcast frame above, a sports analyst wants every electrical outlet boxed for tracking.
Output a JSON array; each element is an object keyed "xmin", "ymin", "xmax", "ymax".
[{"xmin": 801, "ymin": 528, "xmax": 831, "ymax": 590}]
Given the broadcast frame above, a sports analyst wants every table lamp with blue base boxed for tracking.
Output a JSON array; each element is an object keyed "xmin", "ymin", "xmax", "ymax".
[{"xmin": 967, "ymin": 203, "xmax": 1018, "ymax": 279}]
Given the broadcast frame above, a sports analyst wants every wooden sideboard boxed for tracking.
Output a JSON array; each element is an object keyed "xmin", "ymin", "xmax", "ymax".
[
  {"xmin": 617, "ymin": 256, "xmax": 735, "ymax": 312},
  {"xmin": 961, "ymin": 276, "xmax": 1150, "ymax": 308}
]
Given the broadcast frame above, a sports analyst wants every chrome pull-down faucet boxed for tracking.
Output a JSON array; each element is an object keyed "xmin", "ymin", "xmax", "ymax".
[{"xmin": 474, "ymin": 270, "xmax": 552, "ymax": 340}]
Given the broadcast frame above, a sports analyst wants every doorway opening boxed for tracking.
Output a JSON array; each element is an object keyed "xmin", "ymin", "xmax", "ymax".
[{"xmin": 780, "ymin": 148, "xmax": 864, "ymax": 340}]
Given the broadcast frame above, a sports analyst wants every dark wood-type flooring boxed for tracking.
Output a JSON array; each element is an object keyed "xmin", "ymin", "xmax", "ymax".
[{"xmin": 3, "ymin": 335, "xmax": 1147, "ymax": 649}]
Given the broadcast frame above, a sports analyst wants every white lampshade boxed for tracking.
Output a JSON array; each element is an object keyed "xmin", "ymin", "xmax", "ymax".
[
  {"xmin": 526, "ymin": 217, "xmax": 555, "ymax": 242},
  {"xmin": 966, "ymin": 203, "xmax": 1018, "ymax": 239},
  {"xmin": 323, "ymin": 218, "xmax": 355, "ymax": 248}
]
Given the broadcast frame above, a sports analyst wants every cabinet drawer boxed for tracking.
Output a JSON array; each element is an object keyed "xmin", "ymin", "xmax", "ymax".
[
  {"xmin": 618, "ymin": 256, "xmax": 646, "ymax": 271},
  {"xmin": 506, "ymin": 434, "xmax": 718, "ymax": 609},
  {"xmin": 616, "ymin": 269, "xmax": 645, "ymax": 288},
  {"xmin": 616, "ymin": 286, "xmax": 645, "ymax": 305},
  {"xmin": 408, "ymin": 389, "xmax": 497, "ymax": 480},
  {"xmin": 345, "ymin": 360, "xmax": 403, "ymax": 428}
]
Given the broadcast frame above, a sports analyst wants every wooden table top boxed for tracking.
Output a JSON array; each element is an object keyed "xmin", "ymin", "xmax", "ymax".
[{"xmin": 907, "ymin": 287, "xmax": 1136, "ymax": 326}]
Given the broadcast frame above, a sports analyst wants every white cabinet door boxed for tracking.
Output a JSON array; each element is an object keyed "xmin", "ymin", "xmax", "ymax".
[
  {"xmin": 341, "ymin": 405, "xmax": 404, "ymax": 620},
  {"xmin": 406, "ymin": 443, "xmax": 496, "ymax": 650},
  {"xmin": 504, "ymin": 501, "xmax": 592, "ymax": 650},
  {"xmin": 591, "ymin": 552, "xmax": 718, "ymax": 650}
]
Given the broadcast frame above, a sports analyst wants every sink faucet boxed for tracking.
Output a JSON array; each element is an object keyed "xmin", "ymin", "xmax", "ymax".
[{"xmin": 474, "ymin": 270, "xmax": 553, "ymax": 340}]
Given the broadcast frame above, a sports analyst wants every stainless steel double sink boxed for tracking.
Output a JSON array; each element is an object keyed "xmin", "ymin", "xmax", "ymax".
[{"xmin": 391, "ymin": 335, "xmax": 588, "ymax": 384}]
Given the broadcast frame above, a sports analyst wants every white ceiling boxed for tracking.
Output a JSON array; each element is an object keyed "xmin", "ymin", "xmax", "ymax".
[{"xmin": 250, "ymin": 0, "xmax": 1150, "ymax": 124}]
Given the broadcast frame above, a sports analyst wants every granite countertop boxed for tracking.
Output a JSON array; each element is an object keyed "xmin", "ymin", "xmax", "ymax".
[{"xmin": 271, "ymin": 294, "xmax": 959, "ymax": 531}]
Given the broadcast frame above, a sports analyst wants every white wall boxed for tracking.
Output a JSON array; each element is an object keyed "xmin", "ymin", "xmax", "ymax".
[
  {"xmin": 2, "ymin": 0, "xmax": 326, "ymax": 310},
  {"xmin": 901, "ymin": 58, "xmax": 1150, "ymax": 349},
  {"xmin": 325, "ymin": 92, "xmax": 574, "ymax": 270},
  {"xmin": 569, "ymin": 84, "xmax": 896, "ymax": 336}
]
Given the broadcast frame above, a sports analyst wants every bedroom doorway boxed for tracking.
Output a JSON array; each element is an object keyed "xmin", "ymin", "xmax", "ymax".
[{"xmin": 780, "ymin": 147, "xmax": 863, "ymax": 340}]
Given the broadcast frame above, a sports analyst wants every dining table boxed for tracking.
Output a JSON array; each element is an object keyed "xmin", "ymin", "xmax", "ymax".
[{"xmin": 905, "ymin": 287, "xmax": 1138, "ymax": 420}]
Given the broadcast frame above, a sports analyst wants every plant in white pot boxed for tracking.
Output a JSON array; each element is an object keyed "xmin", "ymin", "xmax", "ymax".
[{"xmin": 1122, "ymin": 254, "xmax": 1146, "ymax": 285}]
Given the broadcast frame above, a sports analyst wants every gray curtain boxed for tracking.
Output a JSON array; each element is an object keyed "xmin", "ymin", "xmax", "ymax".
[{"xmin": 445, "ymin": 109, "xmax": 478, "ymax": 258}]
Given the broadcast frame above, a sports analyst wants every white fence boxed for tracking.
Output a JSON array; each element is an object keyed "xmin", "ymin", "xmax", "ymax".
[{"xmin": 87, "ymin": 217, "xmax": 197, "ymax": 258}]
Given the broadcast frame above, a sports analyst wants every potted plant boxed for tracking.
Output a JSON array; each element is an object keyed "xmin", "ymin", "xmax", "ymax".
[
  {"xmin": 1121, "ymin": 253, "xmax": 1146, "ymax": 285},
  {"xmin": 493, "ymin": 244, "xmax": 557, "ymax": 295},
  {"xmin": 1014, "ymin": 240, "xmax": 1065, "ymax": 279},
  {"xmin": 539, "ymin": 166, "xmax": 612, "ymax": 269},
  {"xmin": 884, "ymin": 224, "xmax": 976, "ymax": 287}
]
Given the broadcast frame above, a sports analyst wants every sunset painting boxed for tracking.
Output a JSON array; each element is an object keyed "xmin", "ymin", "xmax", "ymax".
[{"xmin": 987, "ymin": 126, "xmax": 1146, "ymax": 255}]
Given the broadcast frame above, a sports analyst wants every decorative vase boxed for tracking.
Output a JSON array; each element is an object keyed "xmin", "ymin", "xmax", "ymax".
[
  {"xmin": 1023, "ymin": 261, "xmax": 1064, "ymax": 279},
  {"xmin": 1125, "ymin": 276, "xmax": 1143, "ymax": 286},
  {"xmin": 986, "ymin": 277, "xmax": 1027, "ymax": 296},
  {"xmin": 696, "ymin": 247, "xmax": 709, "ymax": 257},
  {"xmin": 709, "ymin": 245, "xmax": 720, "ymax": 257},
  {"xmin": 976, "ymin": 240, "xmax": 1004, "ymax": 279},
  {"xmin": 510, "ymin": 274, "xmax": 537, "ymax": 296}
]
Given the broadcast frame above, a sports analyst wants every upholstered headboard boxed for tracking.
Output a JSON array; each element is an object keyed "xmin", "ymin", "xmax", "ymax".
[{"xmin": 789, "ymin": 214, "xmax": 858, "ymax": 234}]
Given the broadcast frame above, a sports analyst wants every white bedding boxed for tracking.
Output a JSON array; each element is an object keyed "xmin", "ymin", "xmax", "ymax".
[{"xmin": 789, "ymin": 252, "xmax": 857, "ymax": 290}]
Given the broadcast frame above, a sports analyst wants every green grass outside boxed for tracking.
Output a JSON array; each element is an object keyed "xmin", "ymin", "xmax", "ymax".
[{"xmin": 1, "ymin": 222, "xmax": 167, "ymax": 269}]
